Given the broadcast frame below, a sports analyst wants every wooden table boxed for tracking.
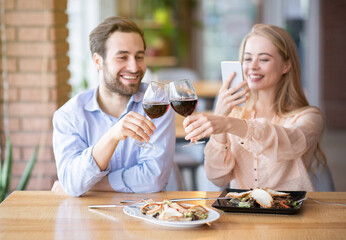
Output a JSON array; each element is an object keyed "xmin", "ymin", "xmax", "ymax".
[
  {"xmin": 193, "ymin": 80, "xmax": 222, "ymax": 98},
  {"xmin": 175, "ymin": 113, "xmax": 187, "ymax": 138},
  {"xmin": 194, "ymin": 80, "xmax": 221, "ymax": 111},
  {"xmin": 1, "ymin": 191, "xmax": 346, "ymax": 239}
]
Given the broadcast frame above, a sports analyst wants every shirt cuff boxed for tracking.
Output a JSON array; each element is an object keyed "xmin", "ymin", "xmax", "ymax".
[
  {"xmin": 108, "ymin": 169, "xmax": 133, "ymax": 193},
  {"xmin": 237, "ymin": 119, "xmax": 262, "ymax": 152},
  {"xmin": 208, "ymin": 135, "xmax": 231, "ymax": 151}
]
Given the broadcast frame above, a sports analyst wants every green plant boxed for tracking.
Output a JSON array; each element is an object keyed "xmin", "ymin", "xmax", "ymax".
[{"xmin": 0, "ymin": 139, "xmax": 38, "ymax": 202}]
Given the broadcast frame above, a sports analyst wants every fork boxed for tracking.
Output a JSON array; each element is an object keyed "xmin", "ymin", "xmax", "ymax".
[
  {"xmin": 297, "ymin": 197, "xmax": 346, "ymax": 207},
  {"xmin": 88, "ymin": 203, "xmax": 131, "ymax": 209},
  {"xmin": 88, "ymin": 198, "xmax": 155, "ymax": 209},
  {"xmin": 120, "ymin": 198, "xmax": 154, "ymax": 204}
]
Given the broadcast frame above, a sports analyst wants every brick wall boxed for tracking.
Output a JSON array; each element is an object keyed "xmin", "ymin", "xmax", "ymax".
[
  {"xmin": 321, "ymin": 0, "xmax": 346, "ymax": 129},
  {"xmin": 0, "ymin": 0, "xmax": 70, "ymax": 190}
]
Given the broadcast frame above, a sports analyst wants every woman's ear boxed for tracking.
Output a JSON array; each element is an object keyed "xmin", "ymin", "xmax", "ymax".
[
  {"xmin": 93, "ymin": 53, "xmax": 103, "ymax": 71},
  {"xmin": 283, "ymin": 60, "xmax": 291, "ymax": 74}
]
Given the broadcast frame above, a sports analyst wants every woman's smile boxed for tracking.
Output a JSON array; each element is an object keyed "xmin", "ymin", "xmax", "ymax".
[{"xmin": 248, "ymin": 73, "xmax": 264, "ymax": 82}]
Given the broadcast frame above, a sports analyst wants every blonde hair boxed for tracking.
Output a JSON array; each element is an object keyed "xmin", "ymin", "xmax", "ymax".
[{"xmin": 239, "ymin": 24, "xmax": 326, "ymax": 173}]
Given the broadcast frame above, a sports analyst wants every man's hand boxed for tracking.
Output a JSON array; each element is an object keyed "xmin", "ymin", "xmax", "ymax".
[
  {"xmin": 92, "ymin": 111, "xmax": 156, "ymax": 171},
  {"xmin": 111, "ymin": 111, "xmax": 156, "ymax": 143}
]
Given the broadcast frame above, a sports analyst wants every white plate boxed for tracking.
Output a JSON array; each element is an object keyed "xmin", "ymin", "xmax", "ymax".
[{"xmin": 123, "ymin": 204, "xmax": 220, "ymax": 228}]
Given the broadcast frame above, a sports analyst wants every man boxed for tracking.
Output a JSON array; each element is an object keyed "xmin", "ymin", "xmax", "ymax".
[{"xmin": 52, "ymin": 17, "xmax": 175, "ymax": 196}]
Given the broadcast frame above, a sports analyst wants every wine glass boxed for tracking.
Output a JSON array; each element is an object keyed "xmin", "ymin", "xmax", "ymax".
[
  {"xmin": 169, "ymin": 79, "xmax": 205, "ymax": 148},
  {"xmin": 136, "ymin": 81, "xmax": 170, "ymax": 149}
]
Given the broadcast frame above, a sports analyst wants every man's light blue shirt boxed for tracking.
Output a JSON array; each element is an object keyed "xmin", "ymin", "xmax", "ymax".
[{"xmin": 52, "ymin": 83, "xmax": 175, "ymax": 196}]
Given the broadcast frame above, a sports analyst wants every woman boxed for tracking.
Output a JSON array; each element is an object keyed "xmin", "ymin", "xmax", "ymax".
[{"xmin": 183, "ymin": 24, "xmax": 326, "ymax": 191}]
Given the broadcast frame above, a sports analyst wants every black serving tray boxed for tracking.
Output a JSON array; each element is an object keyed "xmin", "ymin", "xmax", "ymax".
[{"xmin": 212, "ymin": 188, "xmax": 306, "ymax": 215}]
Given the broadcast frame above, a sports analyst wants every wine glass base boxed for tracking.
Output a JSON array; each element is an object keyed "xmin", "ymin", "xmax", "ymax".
[
  {"xmin": 135, "ymin": 141, "xmax": 156, "ymax": 149},
  {"xmin": 182, "ymin": 140, "xmax": 206, "ymax": 148}
]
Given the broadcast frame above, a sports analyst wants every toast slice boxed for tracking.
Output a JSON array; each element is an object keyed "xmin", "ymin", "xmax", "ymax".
[
  {"xmin": 265, "ymin": 188, "xmax": 290, "ymax": 197},
  {"xmin": 226, "ymin": 190, "xmax": 252, "ymax": 198},
  {"xmin": 250, "ymin": 188, "xmax": 273, "ymax": 208}
]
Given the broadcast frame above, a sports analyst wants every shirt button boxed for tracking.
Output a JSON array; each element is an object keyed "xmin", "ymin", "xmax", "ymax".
[
  {"xmin": 240, "ymin": 142, "xmax": 244, "ymax": 144},
  {"xmin": 255, "ymin": 179, "xmax": 258, "ymax": 181},
  {"xmin": 225, "ymin": 146, "xmax": 228, "ymax": 149},
  {"xmin": 254, "ymin": 168, "xmax": 256, "ymax": 171}
]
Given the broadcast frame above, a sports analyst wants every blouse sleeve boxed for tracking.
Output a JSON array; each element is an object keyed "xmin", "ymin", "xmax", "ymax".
[
  {"xmin": 239, "ymin": 107, "xmax": 324, "ymax": 162},
  {"xmin": 204, "ymin": 107, "xmax": 324, "ymax": 187},
  {"xmin": 204, "ymin": 135, "xmax": 235, "ymax": 187}
]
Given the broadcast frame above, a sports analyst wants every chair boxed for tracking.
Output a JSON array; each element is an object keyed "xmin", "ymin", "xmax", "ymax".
[
  {"xmin": 166, "ymin": 162, "xmax": 185, "ymax": 191},
  {"xmin": 174, "ymin": 141, "xmax": 205, "ymax": 191},
  {"xmin": 309, "ymin": 165, "xmax": 335, "ymax": 191},
  {"xmin": 174, "ymin": 151, "xmax": 200, "ymax": 191},
  {"xmin": 51, "ymin": 180, "xmax": 63, "ymax": 192},
  {"xmin": 195, "ymin": 164, "xmax": 228, "ymax": 191}
]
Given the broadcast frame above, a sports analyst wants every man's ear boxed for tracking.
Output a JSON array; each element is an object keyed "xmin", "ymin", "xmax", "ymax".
[
  {"xmin": 93, "ymin": 53, "xmax": 103, "ymax": 71},
  {"xmin": 283, "ymin": 60, "xmax": 291, "ymax": 74}
]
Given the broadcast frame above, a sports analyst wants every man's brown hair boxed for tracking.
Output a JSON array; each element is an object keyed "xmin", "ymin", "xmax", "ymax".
[{"xmin": 89, "ymin": 16, "xmax": 146, "ymax": 58}]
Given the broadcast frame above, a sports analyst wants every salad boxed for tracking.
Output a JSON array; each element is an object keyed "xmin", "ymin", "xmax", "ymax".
[
  {"xmin": 140, "ymin": 200, "xmax": 208, "ymax": 221},
  {"xmin": 226, "ymin": 188, "xmax": 300, "ymax": 209}
]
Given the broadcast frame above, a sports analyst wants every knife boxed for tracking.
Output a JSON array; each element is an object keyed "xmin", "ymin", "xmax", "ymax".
[
  {"xmin": 88, "ymin": 204, "xmax": 128, "ymax": 208},
  {"xmin": 169, "ymin": 197, "xmax": 231, "ymax": 202}
]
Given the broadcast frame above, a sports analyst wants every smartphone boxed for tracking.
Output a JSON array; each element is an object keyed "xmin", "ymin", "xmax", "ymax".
[{"xmin": 221, "ymin": 61, "xmax": 245, "ymax": 106}]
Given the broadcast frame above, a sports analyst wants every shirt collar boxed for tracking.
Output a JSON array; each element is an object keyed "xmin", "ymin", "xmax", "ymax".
[{"xmin": 84, "ymin": 82, "xmax": 148, "ymax": 112}]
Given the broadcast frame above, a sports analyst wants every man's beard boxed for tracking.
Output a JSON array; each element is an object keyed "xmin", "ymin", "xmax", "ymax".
[{"xmin": 103, "ymin": 63, "xmax": 143, "ymax": 96}]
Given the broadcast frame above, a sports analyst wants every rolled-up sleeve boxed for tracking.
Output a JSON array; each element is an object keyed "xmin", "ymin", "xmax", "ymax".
[{"xmin": 53, "ymin": 111, "xmax": 109, "ymax": 197}]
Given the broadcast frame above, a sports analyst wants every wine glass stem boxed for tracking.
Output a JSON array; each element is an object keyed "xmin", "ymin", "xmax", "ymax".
[{"xmin": 182, "ymin": 140, "xmax": 206, "ymax": 148}]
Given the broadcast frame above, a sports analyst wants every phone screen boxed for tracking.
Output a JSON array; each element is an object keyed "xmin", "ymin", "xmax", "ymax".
[
  {"xmin": 221, "ymin": 61, "xmax": 244, "ymax": 89},
  {"xmin": 221, "ymin": 61, "xmax": 245, "ymax": 106}
]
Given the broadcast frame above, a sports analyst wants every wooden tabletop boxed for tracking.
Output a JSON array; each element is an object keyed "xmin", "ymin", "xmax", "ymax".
[
  {"xmin": 193, "ymin": 80, "xmax": 222, "ymax": 98},
  {"xmin": 175, "ymin": 113, "xmax": 187, "ymax": 138},
  {"xmin": 1, "ymin": 191, "xmax": 346, "ymax": 239}
]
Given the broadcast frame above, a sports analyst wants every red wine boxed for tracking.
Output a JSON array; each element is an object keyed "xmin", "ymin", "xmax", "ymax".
[
  {"xmin": 143, "ymin": 102, "xmax": 169, "ymax": 119},
  {"xmin": 170, "ymin": 98, "xmax": 198, "ymax": 117}
]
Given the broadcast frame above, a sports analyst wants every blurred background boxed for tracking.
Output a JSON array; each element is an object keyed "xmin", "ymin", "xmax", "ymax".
[{"xmin": 1, "ymin": 0, "xmax": 345, "ymax": 194}]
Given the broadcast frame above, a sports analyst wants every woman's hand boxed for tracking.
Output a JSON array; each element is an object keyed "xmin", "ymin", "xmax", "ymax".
[
  {"xmin": 183, "ymin": 112, "xmax": 248, "ymax": 143},
  {"xmin": 214, "ymin": 72, "xmax": 249, "ymax": 116},
  {"xmin": 183, "ymin": 112, "xmax": 229, "ymax": 142}
]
